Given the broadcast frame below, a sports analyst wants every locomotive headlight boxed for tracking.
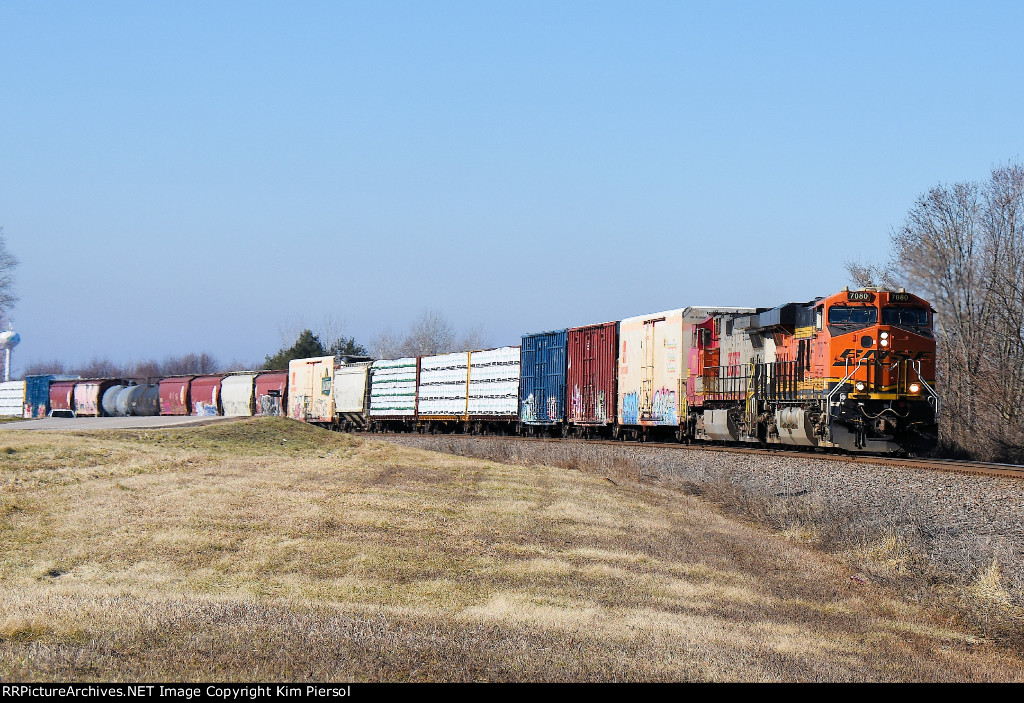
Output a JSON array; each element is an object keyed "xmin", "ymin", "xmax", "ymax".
[
  {"xmin": 880, "ymin": 338, "xmax": 889, "ymax": 347},
  {"xmin": 880, "ymin": 331, "xmax": 889, "ymax": 340},
  {"xmin": 855, "ymin": 381, "xmax": 867, "ymax": 392},
  {"xmin": 909, "ymin": 383, "xmax": 921, "ymax": 393}
]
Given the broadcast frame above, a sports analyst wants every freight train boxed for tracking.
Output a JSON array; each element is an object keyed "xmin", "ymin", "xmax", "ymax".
[{"xmin": 0, "ymin": 287, "xmax": 940, "ymax": 454}]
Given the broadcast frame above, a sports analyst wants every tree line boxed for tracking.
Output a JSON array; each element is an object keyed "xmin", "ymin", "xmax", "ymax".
[
  {"xmin": 18, "ymin": 309, "xmax": 489, "ymax": 380},
  {"xmin": 262, "ymin": 310, "xmax": 487, "ymax": 369},
  {"xmin": 23, "ymin": 352, "xmax": 222, "ymax": 380}
]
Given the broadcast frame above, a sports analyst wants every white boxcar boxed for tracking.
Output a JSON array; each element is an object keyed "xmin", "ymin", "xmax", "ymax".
[
  {"xmin": 333, "ymin": 362, "xmax": 371, "ymax": 428},
  {"xmin": 618, "ymin": 306, "xmax": 754, "ymax": 428},
  {"xmin": 0, "ymin": 380, "xmax": 25, "ymax": 416},
  {"xmin": 369, "ymin": 358, "xmax": 418, "ymax": 418},
  {"xmin": 288, "ymin": 356, "xmax": 335, "ymax": 423},
  {"xmin": 221, "ymin": 374, "xmax": 257, "ymax": 417},
  {"xmin": 468, "ymin": 346, "xmax": 520, "ymax": 417},
  {"xmin": 417, "ymin": 352, "xmax": 470, "ymax": 418}
]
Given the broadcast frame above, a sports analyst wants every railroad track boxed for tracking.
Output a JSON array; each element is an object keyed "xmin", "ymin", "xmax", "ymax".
[{"xmin": 368, "ymin": 432, "xmax": 1024, "ymax": 480}]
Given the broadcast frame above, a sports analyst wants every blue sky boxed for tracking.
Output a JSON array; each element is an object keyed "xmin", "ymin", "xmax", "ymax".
[{"xmin": 2, "ymin": 1, "xmax": 1022, "ymax": 372}]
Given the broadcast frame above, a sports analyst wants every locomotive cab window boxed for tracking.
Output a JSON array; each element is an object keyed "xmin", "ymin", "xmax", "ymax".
[
  {"xmin": 827, "ymin": 306, "xmax": 877, "ymax": 325},
  {"xmin": 882, "ymin": 307, "xmax": 929, "ymax": 327}
]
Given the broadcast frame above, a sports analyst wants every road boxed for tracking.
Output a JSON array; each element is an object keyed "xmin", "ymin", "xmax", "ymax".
[{"xmin": 0, "ymin": 415, "xmax": 240, "ymax": 431}]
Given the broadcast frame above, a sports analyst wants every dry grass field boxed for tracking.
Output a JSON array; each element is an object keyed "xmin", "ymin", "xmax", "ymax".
[{"xmin": 1, "ymin": 418, "xmax": 1022, "ymax": 681}]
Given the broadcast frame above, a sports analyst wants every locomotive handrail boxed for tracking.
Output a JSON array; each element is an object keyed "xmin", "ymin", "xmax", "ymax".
[
  {"xmin": 825, "ymin": 357, "xmax": 868, "ymax": 418},
  {"xmin": 910, "ymin": 359, "xmax": 942, "ymax": 420}
]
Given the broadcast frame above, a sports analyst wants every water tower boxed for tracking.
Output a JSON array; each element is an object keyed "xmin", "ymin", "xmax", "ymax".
[{"xmin": 0, "ymin": 329, "xmax": 20, "ymax": 382}]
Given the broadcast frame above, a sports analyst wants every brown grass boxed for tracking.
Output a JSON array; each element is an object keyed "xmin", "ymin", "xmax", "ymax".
[{"xmin": 0, "ymin": 418, "xmax": 1022, "ymax": 681}]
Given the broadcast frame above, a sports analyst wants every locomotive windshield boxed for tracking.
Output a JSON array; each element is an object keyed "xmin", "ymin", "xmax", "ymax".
[
  {"xmin": 882, "ymin": 307, "xmax": 929, "ymax": 327},
  {"xmin": 827, "ymin": 306, "xmax": 877, "ymax": 325}
]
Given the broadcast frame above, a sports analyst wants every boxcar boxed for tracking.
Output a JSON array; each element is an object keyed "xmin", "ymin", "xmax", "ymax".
[
  {"xmin": 566, "ymin": 320, "xmax": 618, "ymax": 435},
  {"xmin": 24, "ymin": 375, "xmax": 58, "ymax": 418},
  {"xmin": 73, "ymin": 380, "xmax": 121, "ymax": 417},
  {"xmin": 519, "ymin": 331, "xmax": 567, "ymax": 431},
  {"xmin": 254, "ymin": 372, "xmax": 288, "ymax": 416},
  {"xmin": 48, "ymin": 381, "xmax": 78, "ymax": 416},
  {"xmin": 288, "ymin": 356, "xmax": 334, "ymax": 423},
  {"xmin": 617, "ymin": 307, "xmax": 753, "ymax": 440}
]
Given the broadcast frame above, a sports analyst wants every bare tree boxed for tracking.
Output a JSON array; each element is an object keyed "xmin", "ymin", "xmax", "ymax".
[
  {"xmin": 130, "ymin": 360, "xmax": 163, "ymax": 380},
  {"xmin": 889, "ymin": 162, "xmax": 1024, "ymax": 461},
  {"xmin": 23, "ymin": 360, "xmax": 66, "ymax": 376},
  {"xmin": 161, "ymin": 352, "xmax": 218, "ymax": 376},
  {"xmin": 370, "ymin": 310, "xmax": 490, "ymax": 360},
  {"xmin": 221, "ymin": 358, "xmax": 262, "ymax": 373},
  {"xmin": 400, "ymin": 309, "xmax": 456, "ymax": 357},
  {"xmin": 457, "ymin": 324, "xmax": 488, "ymax": 352},
  {"xmin": 0, "ymin": 228, "xmax": 19, "ymax": 327},
  {"xmin": 23, "ymin": 352, "xmax": 224, "ymax": 380},
  {"xmin": 843, "ymin": 260, "xmax": 900, "ymax": 290},
  {"xmin": 75, "ymin": 357, "xmax": 128, "ymax": 378},
  {"xmin": 369, "ymin": 328, "xmax": 404, "ymax": 360}
]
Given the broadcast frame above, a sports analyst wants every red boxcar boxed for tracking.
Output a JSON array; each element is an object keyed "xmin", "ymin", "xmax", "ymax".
[
  {"xmin": 254, "ymin": 372, "xmax": 287, "ymax": 416},
  {"xmin": 48, "ymin": 381, "xmax": 78, "ymax": 416},
  {"xmin": 159, "ymin": 376, "xmax": 194, "ymax": 416},
  {"xmin": 567, "ymin": 321, "xmax": 618, "ymax": 429},
  {"xmin": 73, "ymin": 380, "xmax": 121, "ymax": 417},
  {"xmin": 190, "ymin": 376, "xmax": 223, "ymax": 416}
]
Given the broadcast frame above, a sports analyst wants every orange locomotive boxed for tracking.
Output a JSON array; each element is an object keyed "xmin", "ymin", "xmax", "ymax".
[{"xmin": 687, "ymin": 287, "xmax": 939, "ymax": 453}]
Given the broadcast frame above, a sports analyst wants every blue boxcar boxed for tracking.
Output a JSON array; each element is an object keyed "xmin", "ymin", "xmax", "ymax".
[
  {"xmin": 24, "ymin": 375, "xmax": 57, "ymax": 418},
  {"xmin": 519, "ymin": 330, "xmax": 567, "ymax": 425}
]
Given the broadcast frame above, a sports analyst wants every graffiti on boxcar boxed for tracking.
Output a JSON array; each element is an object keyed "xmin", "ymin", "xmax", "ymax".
[
  {"xmin": 651, "ymin": 388, "xmax": 677, "ymax": 425},
  {"xmin": 595, "ymin": 390, "xmax": 607, "ymax": 422},
  {"xmin": 522, "ymin": 393, "xmax": 536, "ymax": 422},
  {"xmin": 571, "ymin": 385, "xmax": 582, "ymax": 419},
  {"xmin": 547, "ymin": 396, "xmax": 560, "ymax": 421},
  {"xmin": 194, "ymin": 401, "xmax": 218, "ymax": 416},
  {"xmin": 622, "ymin": 392, "xmax": 639, "ymax": 425},
  {"xmin": 76, "ymin": 398, "xmax": 99, "ymax": 415},
  {"xmin": 258, "ymin": 394, "xmax": 283, "ymax": 417}
]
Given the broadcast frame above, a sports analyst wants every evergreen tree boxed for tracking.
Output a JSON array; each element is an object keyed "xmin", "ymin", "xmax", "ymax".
[
  {"xmin": 263, "ymin": 329, "xmax": 326, "ymax": 369},
  {"xmin": 328, "ymin": 335, "xmax": 369, "ymax": 357}
]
